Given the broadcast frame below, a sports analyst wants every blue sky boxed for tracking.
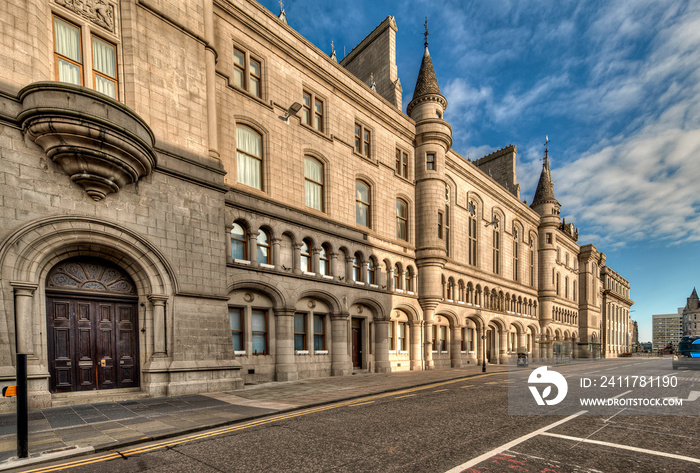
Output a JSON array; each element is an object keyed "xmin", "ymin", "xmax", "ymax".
[{"xmin": 259, "ymin": 0, "xmax": 700, "ymax": 342}]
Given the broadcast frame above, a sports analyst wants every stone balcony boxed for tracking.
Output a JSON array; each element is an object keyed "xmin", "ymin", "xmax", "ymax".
[{"xmin": 18, "ymin": 82, "xmax": 156, "ymax": 201}]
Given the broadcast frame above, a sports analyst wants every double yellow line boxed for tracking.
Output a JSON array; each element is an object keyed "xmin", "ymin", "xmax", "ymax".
[{"xmin": 22, "ymin": 372, "xmax": 502, "ymax": 472}]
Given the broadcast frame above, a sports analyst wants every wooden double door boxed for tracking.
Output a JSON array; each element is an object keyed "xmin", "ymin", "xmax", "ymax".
[{"xmin": 47, "ymin": 294, "xmax": 139, "ymax": 392}]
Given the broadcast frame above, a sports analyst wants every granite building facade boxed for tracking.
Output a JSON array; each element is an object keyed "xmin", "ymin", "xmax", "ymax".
[{"xmin": 0, "ymin": 0, "xmax": 631, "ymax": 412}]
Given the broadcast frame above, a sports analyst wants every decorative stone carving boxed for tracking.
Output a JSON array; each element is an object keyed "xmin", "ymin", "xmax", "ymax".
[
  {"xmin": 47, "ymin": 257, "xmax": 136, "ymax": 294},
  {"xmin": 54, "ymin": 0, "xmax": 116, "ymax": 33},
  {"xmin": 19, "ymin": 82, "xmax": 156, "ymax": 201},
  {"xmin": 243, "ymin": 293, "xmax": 255, "ymax": 302}
]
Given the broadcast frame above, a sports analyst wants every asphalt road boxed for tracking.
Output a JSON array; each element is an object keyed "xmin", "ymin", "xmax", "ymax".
[{"xmin": 18, "ymin": 358, "xmax": 700, "ymax": 473}]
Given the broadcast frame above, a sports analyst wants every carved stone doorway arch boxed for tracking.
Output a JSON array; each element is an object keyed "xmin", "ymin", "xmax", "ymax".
[{"xmin": 46, "ymin": 257, "xmax": 140, "ymax": 393}]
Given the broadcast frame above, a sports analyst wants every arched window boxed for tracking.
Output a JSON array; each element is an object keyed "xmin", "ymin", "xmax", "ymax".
[
  {"xmin": 319, "ymin": 244, "xmax": 330, "ymax": 276},
  {"xmin": 492, "ymin": 216, "xmax": 500, "ymax": 275},
  {"xmin": 236, "ymin": 125, "xmax": 262, "ymax": 190},
  {"xmin": 231, "ymin": 223, "xmax": 247, "ymax": 260},
  {"xmin": 300, "ymin": 239, "xmax": 312, "ymax": 272},
  {"xmin": 565, "ymin": 276, "xmax": 569, "ymax": 298},
  {"xmin": 304, "ymin": 156, "xmax": 324, "ymax": 211},
  {"xmin": 393, "ymin": 264, "xmax": 401, "ymax": 290},
  {"xmin": 556, "ymin": 272, "xmax": 560, "ymax": 296},
  {"xmin": 529, "ymin": 236, "xmax": 535, "ymax": 287},
  {"xmin": 257, "ymin": 229, "xmax": 271, "ymax": 264},
  {"xmin": 513, "ymin": 228, "xmax": 519, "ymax": 281},
  {"xmin": 366, "ymin": 258, "xmax": 376, "ymax": 285},
  {"xmin": 396, "ymin": 198, "xmax": 408, "ymax": 241},
  {"xmin": 355, "ymin": 180, "xmax": 371, "ymax": 227},
  {"xmin": 352, "ymin": 254, "xmax": 362, "ymax": 282},
  {"xmin": 405, "ymin": 267, "xmax": 413, "ymax": 292},
  {"xmin": 468, "ymin": 201, "xmax": 478, "ymax": 266}
]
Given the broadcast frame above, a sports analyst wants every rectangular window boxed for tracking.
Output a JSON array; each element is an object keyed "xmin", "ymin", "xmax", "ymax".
[
  {"xmin": 546, "ymin": 233, "xmax": 552, "ymax": 244},
  {"xmin": 233, "ymin": 48, "xmax": 245, "ymax": 88},
  {"xmin": 437, "ymin": 212, "xmax": 443, "ymax": 239},
  {"xmin": 395, "ymin": 149, "xmax": 408, "ymax": 178},
  {"xmin": 54, "ymin": 16, "xmax": 83, "ymax": 86},
  {"xmin": 294, "ymin": 313, "xmax": 306, "ymax": 351},
  {"xmin": 398, "ymin": 323, "xmax": 407, "ymax": 351},
  {"xmin": 233, "ymin": 46, "xmax": 261, "ymax": 98},
  {"xmin": 313, "ymin": 315, "xmax": 325, "ymax": 350},
  {"xmin": 439, "ymin": 326, "xmax": 446, "ymax": 351},
  {"xmin": 251, "ymin": 309, "xmax": 268, "ymax": 355},
  {"xmin": 513, "ymin": 239, "xmax": 519, "ymax": 281},
  {"xmin": 250, "ymin": 58, "xmax": 261, "ymax": 97},
  {"xmin": 302, "ymin": 91, "xmax": 324, "ymax": 132},
  {"xmin": 354, "ymin": 123, "xmax": 371, "ymax": 157},
  {"xmin": 229, "ymin": 308, "xmax": 243, "ymax": 351},
  {"xmin": 426, "ymin": 152, "xmax": 435, "ymax": 170},
  {"xmin": 468, "ymin": 328, "xmax": 475, "ymax": 351},
  {"xmin": 92, "ymin": 36, "xmax": 117, "ymax": 98}
]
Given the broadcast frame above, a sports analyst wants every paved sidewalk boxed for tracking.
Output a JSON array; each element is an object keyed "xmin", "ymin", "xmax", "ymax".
[{"xmin": 0, "ymin": 365, "xmax": 508, "ymax": 470}]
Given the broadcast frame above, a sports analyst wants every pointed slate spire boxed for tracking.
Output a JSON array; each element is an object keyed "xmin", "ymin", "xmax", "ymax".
[
  {"xmin": 692, "ymin": 287, "xmax": 698, "ymax": 298},
  {"xmin": 411, "ymin": 17, "xmax": 441, "ymax": 101},
  {"xmin": 531, "ymin": 139, "xmax": 559, "ymax": 208}
]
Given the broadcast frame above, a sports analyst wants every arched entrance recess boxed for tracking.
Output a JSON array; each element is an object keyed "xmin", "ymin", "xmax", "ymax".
[{"xmin": 46, "ymin": 257, "xmax": 139, "ymax": 392}]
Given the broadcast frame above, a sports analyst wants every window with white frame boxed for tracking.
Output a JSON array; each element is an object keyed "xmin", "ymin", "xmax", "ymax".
[
  {"xmin": 396, "ymin": 198, "xmax": 408, "ymax": 241},
  {"xmin": 355, "ymin": 180, "xmax": 371, "ymax": 227},
  {"xmin": 304, "ymin": 156, "xmax": 324, "ymax": 211},
  {"xmin": 300, "ymin": 239, "xmax": 312, "ymax": 272},
  {"xmin": 398, "ymin": 322, "xmax": 408, "ymax": 351},
  {"xmin": 257, "ymin": 229, "xmax": 271, "ymax": 264},
  {"xmin": 231, "ymin": 223, "xmax": 247, "ymax": 260},
  {"xmin": 319, "ymin": 244, "xmax": 330, "ymax": 276},
  {"xmin": 236, "ymin": 125, "xmax": 262, "ymax": 190}
]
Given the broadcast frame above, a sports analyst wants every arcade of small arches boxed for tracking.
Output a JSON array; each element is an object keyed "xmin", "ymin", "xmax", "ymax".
[
  {"xmin": 442, "ymin": 276, "xmax": 537, "ymax": 317},
  {"xmin": 552, "ymin": 306, "xmax": 578, "ymax": 326},
  {"xmin": 228, "ymin": 218, "xmax": 417, "ymax": 290}
]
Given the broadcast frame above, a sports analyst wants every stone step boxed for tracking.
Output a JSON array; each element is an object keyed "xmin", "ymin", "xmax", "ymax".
[{"xmin": 51, "ymin": 388, "xmax": 149, "ymax": 407}]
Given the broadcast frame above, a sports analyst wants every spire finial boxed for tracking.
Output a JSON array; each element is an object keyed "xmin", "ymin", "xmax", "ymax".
[
  {"xmin": 278, "ymin": 0, "xmax": 288, "ymax": 24},
  {"xmin": 424, "ymin": 17, "xmax": 430, "ymax": 47},
  {"xmin": 369, "ymin": 72, "xmax": 376, "ymax": 91},
  {"xmin": 330, "ymin": 40, "xmax": 337, "ymax": 61}
]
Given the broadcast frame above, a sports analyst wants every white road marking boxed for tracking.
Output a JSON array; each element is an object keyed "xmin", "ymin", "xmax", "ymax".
[
  {"xmin": 443, "ymin": 411, "xmax": 587, "ymax": 473},
  {"xmin": 540, "ymin": 432, "xmax": 700, "ymax": 464}
]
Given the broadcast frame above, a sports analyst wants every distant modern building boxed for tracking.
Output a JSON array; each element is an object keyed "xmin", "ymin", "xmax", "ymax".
[
  {"xmin": 652, "ymin": 311, "xmax": 683, "ymax": 350},
  {"xmin": 682, "ymin": 288, "xmax": 700, "ymax": 336}
]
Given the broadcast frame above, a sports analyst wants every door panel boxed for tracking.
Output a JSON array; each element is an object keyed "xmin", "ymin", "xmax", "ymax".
[
  {"xmin": 351, "ymin": 318, "xmax": 362, "ymax": 368},
  {"xmin": 47, "ymin": 296, "xmax": 138, "ymax": 392}
]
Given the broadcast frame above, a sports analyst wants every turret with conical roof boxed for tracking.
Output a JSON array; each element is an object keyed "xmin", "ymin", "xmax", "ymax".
[
  {"xmin": 409, "ymin": 19, "xmax": 452, "ymax": 370},
  {"xmin": 531, "ymin": 146, "xmax": 561, "ymax": 217}
]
